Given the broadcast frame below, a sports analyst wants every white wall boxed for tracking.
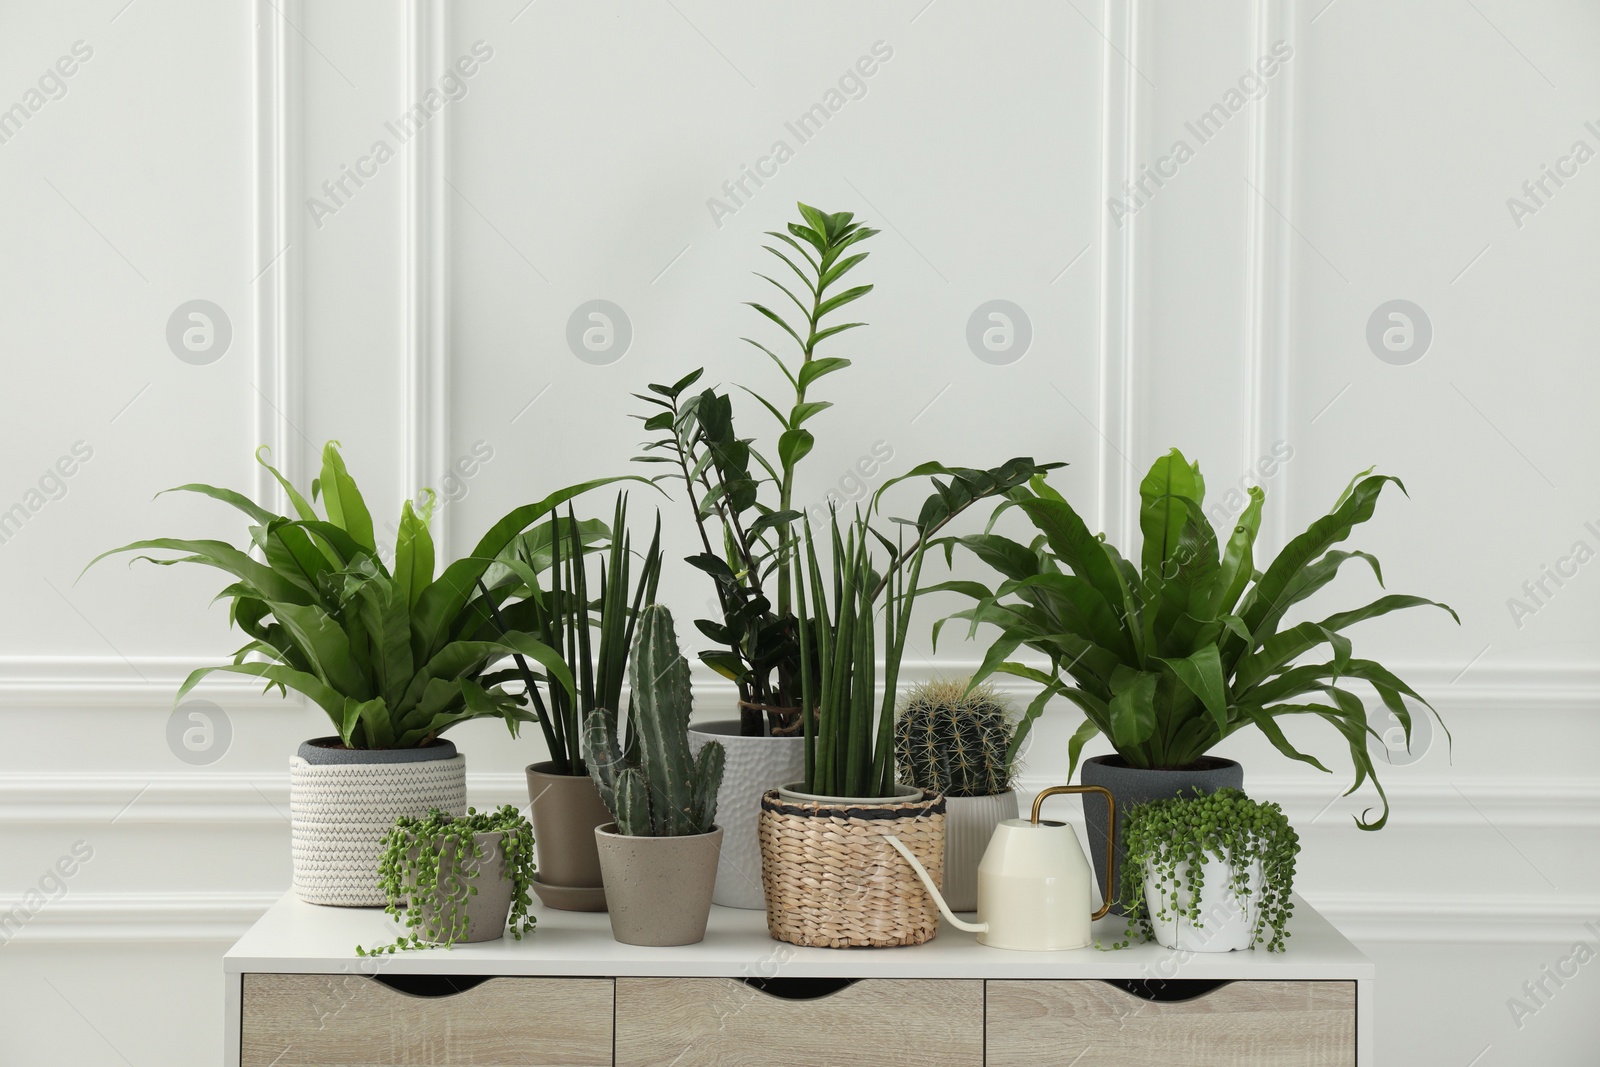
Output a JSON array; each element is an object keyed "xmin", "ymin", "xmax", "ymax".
[{"xmin": 1, "ymin": 2, "xmax": 1596, "ymax": 1064}]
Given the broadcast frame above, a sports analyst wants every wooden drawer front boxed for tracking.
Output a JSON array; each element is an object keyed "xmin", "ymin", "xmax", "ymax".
[
  {"xmin": 986, "ymin": 980, "xmax": 1355, "ymax": 1067},
  {"xmin": 241, "ymin": 974, "xmax": 614, "ymax": 1066},
  {"xmin": 615, "ymin": 977, "xmax": 983, "ymax": 1067}
]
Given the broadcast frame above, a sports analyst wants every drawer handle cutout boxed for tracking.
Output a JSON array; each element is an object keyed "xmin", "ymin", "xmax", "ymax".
[
  {"xmin": 740, "ymin": 977, "xmax": 860, "ymax": 1000},
  {"xmin": 1102, "ymin": 978, "xmax": 1233, "ymax": 1002},
  {"xmin": 371, "ymin": 974, "xmax": 493, "ymax": 998}
]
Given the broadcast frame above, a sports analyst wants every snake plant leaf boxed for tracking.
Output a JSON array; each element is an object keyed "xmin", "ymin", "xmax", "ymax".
[
  {"xmin": 410, "ymin": 476, "xmax": 645, "ymax": 662},
  {"xmin": 318, "ymin": 442, "xmax": 376, "ymax": 552}
]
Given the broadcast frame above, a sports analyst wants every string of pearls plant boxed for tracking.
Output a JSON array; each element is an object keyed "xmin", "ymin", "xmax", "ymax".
[
  {"xmin": 1116, "ymin": 788, "xmax": 1300, "ymax": 952},
  {"xmin": 359, "ymin": 805, "xmax": 536, "ymax": 956}
]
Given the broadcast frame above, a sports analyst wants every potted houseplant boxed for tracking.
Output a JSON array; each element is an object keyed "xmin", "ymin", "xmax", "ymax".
[
  {"xmin": 893, "ymin": 678, "xmax": 1020, "ymax": 913},
  {"xmin": 583, "ymin": 603, "xmax": 726, "ymax": 947},
  {"xmin": 87, "ymin": 442, "xmax": 611, "ymax": 906},
  {"xmin": 1117, "ymin": 788, "xmax": 1299, "ymax": 953},
  {"xmin": 642, "ymin": 202, "xmax": 1052, "ymax": 909},
  {"xmin": 756, "ymin": 509, "xmax": 947, "ymax": 948},
  {"xmin": 480, "ymin": 495, "xmax": 662, "ymax": 912},
  {"xmin": 359, "ymin": 805, "xmax": 536, "ymax": 954},
  {"xmin": 938, "ymin": 448, "xmax": 1458, "ymax": 912}
]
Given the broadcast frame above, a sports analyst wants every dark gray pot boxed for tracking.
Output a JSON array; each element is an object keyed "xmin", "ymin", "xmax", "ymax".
[
  {"xmin": 1080, "ymin": 755, "xmax": 1243, "ymax": 916},
  {"xmin": 296, "ymin": 736, "xmax": 457, "ymax": 765}
]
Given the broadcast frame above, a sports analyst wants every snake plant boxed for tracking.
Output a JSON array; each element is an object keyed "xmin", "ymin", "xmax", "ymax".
[
  {"xmin": 792, "ymin": 508, "xmax": 927, "ymax": 799},
  {"xmin": 87, "ymin": 442, "xmax": 625, "ymax": 749},
  {"xmin": 478, "ymin": 494, "xmax": 663, "ymax": 775},
  {"xmin": 936, "ymin": 448, "xmax": 1458, "ymax": 828}
]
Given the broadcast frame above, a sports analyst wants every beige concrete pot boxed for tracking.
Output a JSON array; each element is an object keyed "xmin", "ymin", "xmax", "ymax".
[
  {"xmin": 593, "ymin": 824, "xmax": 722, "ymax": 947},
  {"xmin": 404, "ymin": 831, "xmax": 512, "ymax": 944},
  {"xmin": 526, "ymin": 761, "xmax": 612, "ymax": 910}
]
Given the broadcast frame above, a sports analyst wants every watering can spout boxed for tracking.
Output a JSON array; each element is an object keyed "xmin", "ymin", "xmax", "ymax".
[
  {"xmin": 885, "ymin": 836, "xmax": 988, "ymax": 934},
  {"xmin": 886, "ymin": 784, "xmax": 1116, "ymax": 951}
]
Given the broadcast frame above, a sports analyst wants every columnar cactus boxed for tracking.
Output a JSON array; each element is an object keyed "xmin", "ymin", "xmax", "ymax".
[
  {"xmin": 893, "ymin": 678, "xmax": 1015, "ymax": 798},
  {"xmin": 584, "ymin": 604, "xmax": 725, "ymax": 836}
]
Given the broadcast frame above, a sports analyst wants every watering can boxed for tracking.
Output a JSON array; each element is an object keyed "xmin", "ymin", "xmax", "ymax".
[{"xmin": 887, "ymin": 785, "xmax": 1115, "ymax": 951}]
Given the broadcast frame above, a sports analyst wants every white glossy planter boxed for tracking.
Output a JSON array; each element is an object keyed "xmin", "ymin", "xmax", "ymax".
[
  {"xmin": 687, "ymin": 718, "xmax": 805, "ymax": 909},
  {"xmin": 1143, "ymin": 854, "xmax": 1264, "ymax": 952},
  {"xmin": 942, "ymin": 791, "xmax": 1019, "ymax": 913}
]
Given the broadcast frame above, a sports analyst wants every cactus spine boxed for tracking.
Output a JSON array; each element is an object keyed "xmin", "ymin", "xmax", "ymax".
[
  {"xmin": 584, "ymin": 604, "xmax": 725, "ymax": 836},
  {"xmin": 893, "ymin": 678, "xmax": 1015, "ymax": 798}
]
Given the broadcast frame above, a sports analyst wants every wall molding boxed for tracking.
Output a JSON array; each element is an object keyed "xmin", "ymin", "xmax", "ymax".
[
  {"xmin": 403, "ymin": 0, "xmax": 450, "ymax": 558},
  {"xmin": 252, "ymin": 0, "xmax": 303, "ymax": 508},
  {"xmin": 0, "ymin": 892, "xmax": 283, "ymax": 944},
  {"xmin": 5, "ymin": 766, "xmax": 1596, "ymax": 830},
  {"xmin": 1096, "ymin": 0, "xmax": 1141, "ymax": 546},
  {"xmin": 1244, "ymin": 0, "xmax": 1298, "ymax": 555}
]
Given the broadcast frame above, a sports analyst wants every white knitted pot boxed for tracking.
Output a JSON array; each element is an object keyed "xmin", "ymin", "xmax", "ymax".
[{"xmin": 290, "ymin": 737, "xmax": 466, "ymax": 907}]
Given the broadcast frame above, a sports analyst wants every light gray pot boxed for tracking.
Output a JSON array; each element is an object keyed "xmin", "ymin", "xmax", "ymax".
[
  {"xmin": 688, "ymin": 719, "xmax": 805, "ymax": 909},
  {"xmin": 404, "ymin": 830, "xmax": 513, "ymax": 944},
  {"xmin": 593, "ymin": 824, "xmax": 722, "ymax": 947},
  {"xmin": 1079, "ymin": 755, "xmax": 1243, "ymax": 916},
  {"xmin": 943, "ymin": 791, "xmax": 1020, "ymax": 913}
]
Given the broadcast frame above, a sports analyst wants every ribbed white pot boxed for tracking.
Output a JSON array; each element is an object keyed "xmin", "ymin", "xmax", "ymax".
[
  {"xmin": 687, "ymin": 718, "xmax": 805, "ymax": 910},
  {"xmin": 1143, "ymin": 854, "xmax": 1264, "ymax": 952},
  {"xmin": 290, "ymin": 738, "xmax": 466, "ymax": 907},
  {"xmin": 943, "ymin": 791, "xmax": 1019, "ymax": 913}
]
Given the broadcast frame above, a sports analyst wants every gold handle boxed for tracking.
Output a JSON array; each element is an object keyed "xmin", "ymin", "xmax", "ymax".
[{"xmin": 1031, "ymin": 784, "xmax": 1117, "ymax": 921}]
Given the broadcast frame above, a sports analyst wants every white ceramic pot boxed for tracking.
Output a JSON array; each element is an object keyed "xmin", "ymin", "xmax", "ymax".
[
  {"xmin": 942, "ymin": 791, "xmax": 1019, "ymax": 913},
  {"xmin": 687, "ymin": 718, "xmax": 806, "ymax": 909},
  {"xmin": 1142, "ymin": 853, "xmax": 1264, "ymax": 952}
]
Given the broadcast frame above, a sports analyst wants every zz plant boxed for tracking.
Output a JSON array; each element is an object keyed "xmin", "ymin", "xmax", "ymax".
[
  {"xmin": 637, "ymin": 203, "xmax": 1055, "ymax": 738},
  {"xmin": 1118, "ymin": 788, "xmax": 1299, "ymax": 952},
  {"xmin": 359, "ymin": 805, "xmax": 536, "ymax": 955},
  {"xmin": 87, "ymin": 442, "xmax": 626, "ymax": 749},
  {"xmin": 937, "ymin": 448, "xmax": 1458, "ymax": 828}
]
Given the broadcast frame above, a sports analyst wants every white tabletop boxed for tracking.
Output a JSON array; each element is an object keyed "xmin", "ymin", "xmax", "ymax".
[{"xmin": 225, "ymin": 891, "xmax": 1372, "ymax": 982}]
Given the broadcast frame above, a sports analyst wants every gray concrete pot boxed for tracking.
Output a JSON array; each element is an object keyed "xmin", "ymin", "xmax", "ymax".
[
  {"xmin": 525, "ymin": 761, "xmax": 611, "ymax": 911},
  {"xmin": 1079, "ymin": 754, "xmax": 1243, "ymax": 916},
  {"xmin": 593, "ymin": 824, "xmax": 722, "ymax": 947},
  {"xmin": 404, "ymin": 830, "xmax": 513, "ymax": 944}
]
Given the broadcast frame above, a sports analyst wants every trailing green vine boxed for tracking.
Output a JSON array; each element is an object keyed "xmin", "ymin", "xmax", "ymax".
[
  {"xmin": 1116, "ymin": 788, "xmax": 1299, "ymax": 952},
  {"xmin": 358, "ymin": 805, "xmax": 536, "ymax": 955}
]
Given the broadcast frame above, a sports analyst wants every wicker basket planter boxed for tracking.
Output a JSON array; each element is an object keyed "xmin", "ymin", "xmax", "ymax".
[
  {"xmin": 290, "ymin": 737, "xmax": 466, "ymax": 907},
  {"xmin": 758, "ymin": 786, "xmax": 946, "ymax": 948}
]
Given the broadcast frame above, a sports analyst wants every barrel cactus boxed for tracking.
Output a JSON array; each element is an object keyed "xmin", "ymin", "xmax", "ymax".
[
  {"xmin": 893, "ymin": 678, "xmax": 1015, "ymax": 798},
  {"xmin": 583, "ymin": 604, "xmax": 725, "ymax": 836}
]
